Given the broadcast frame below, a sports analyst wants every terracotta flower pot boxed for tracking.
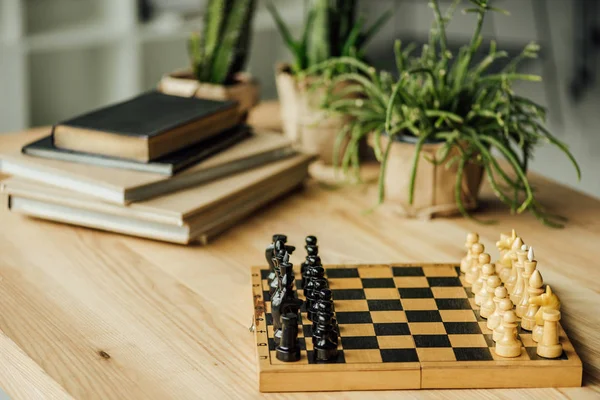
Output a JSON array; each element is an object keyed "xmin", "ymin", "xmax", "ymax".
[
  {"xmin": 158, "ymin": 69, "xmax": 260, "ymax": 121},
  {"xmin": 275, "ymin": 64, "xmax": 352, "ymax": 165},
  {"xmin": 371, "ymin": 134, "xmax": 484, "ymax": 218}
]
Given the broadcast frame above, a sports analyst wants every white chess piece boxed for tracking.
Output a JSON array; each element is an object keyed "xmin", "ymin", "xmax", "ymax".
[
  {"xmin": 493, "ymin": 298, "xmax": 514, "ymax": 342},
  {"xmin": 487, "ymin": 286, "xmax": 508, "ymax": 331},
  {"xmin": 480, "ymin": 275, "xmax": 501, "ymax": 319},
  {"xmin": 466, "ymin": 243, "xmax": 484, "ymax": 284},
  {"xmin": 461, "ymin": 233, "xmax": 479, "ymax": 274},
  {"xmin": 475, "ymin": 263, "xmax": 494, "ymax": 306},
  {"xmin": 472, "ymin": 254, "xmax": 491, "ymax": 295},
  {"xmin": 510, "ymin": 244, "xmax": 528, "ymax": 304},
  {"xmin": 521, "ymin": 270, "xmax": 544, "ymax": 331},
  {"xmin": 536, "ymin": 309, "xmax": 563, "ymax": 359},
  {"xmin": 495, "ymin": 310, "xmax": 522, "ymax": 358},
  {"xmin": 517, "ymin": 247, "xmax": 537, "ymax": 317},
  {"xmin": 501, "ymin": 236, "xmax": 523, "ymax": 284}
]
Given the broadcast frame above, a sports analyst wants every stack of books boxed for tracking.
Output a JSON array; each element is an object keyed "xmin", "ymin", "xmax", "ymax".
[{"xmin": 0, "ymin": 92, "xmax": 313, "ymax": 244}]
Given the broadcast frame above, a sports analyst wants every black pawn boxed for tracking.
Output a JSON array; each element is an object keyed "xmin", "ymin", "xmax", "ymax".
[
  {"xmin": 309, "ymin": 288, "xmax": 334, "ymax": 321},
  {"xmin": 302, "ymin": 255, "xmax": 321, "ymax": 288},
  {"xmin": 312, "ymin": 311, "xmax": 338, "ymax": 345},
  {"xmin": 303, "ymin": 265, "xmax": 324, "ymax": 297},
  {"xmin": 276, "ymin": 313, "xmax": 301, "ymax": 362},
  {"xmin": 299, "ymin": 246, "xmax": 319, "ymax": 289},
  {"xmin": 313, "ymin": 312, "xmax": 338, "ymax": 361},
  {"xmin": 305, "ymin": 279, "xmax": 328, "ymax": 317},
  {"xmin": 305, "ymin": 235, "xmax": 317, "ymax": 247}
]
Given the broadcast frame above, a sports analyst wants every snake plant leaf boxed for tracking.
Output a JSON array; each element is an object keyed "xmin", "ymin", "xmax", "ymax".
[
  {"xmin": 189, "ymin": 32, "xmax": 204, "ymax": 81},
  {"xmin": 356, "ymin": 10, "xmax": 393, "ymax": 50},
  {"xmin": 307, "ymin": 0, "xmax": 331, "ymax": 66},
  {"xmin": 227, "ymin": 0, "xmax": 256, "ymax": 83},
  {"xmin": 210, "ymin": 0, "xmax": 255, "ymax": 84},
  {"xmin": 341, "ymin": 17, "xmax": 365, "ymax": 57},
  {"xmin": 200, "ymin": 0, "xmax": 228, "ymax": 82},
  {"xmin": 266, "ymin": 1, "xmax": 301, "ymax": 61}
]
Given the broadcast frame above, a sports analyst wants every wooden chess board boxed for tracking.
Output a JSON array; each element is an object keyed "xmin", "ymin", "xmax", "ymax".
[{"xmin": 251, "ymin": 263, "xmax": 582, "ymax": 392}]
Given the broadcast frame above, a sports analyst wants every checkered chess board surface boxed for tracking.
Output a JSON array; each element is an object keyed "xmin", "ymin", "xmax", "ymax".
[{"xmin": 251, "ymin": 263, "xmax": 582, "ymax": 391}]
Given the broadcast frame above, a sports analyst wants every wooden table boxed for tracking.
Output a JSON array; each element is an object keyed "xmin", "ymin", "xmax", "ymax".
[{"xmin": 0, "ymin": 103, "xmax": 598, "ymax": 399}]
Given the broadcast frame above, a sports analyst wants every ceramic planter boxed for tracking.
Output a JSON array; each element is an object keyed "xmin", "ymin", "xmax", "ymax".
[
  {"xmin": 371, "ymin": 134, "xmax": 484, "ymax": 218},
  {"xmin": 275, "ymin": 64, "xmax": 352, "ymax": 165},
  {"xmin": 158, "ymin": 69, "xmax": 260, "ymax": 120}
]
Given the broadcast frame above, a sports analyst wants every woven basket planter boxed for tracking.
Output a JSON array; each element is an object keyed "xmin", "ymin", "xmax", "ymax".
[
  {"xmin": 158, "ymin": 69, "xmax": 260, "ymax": 120},
  {"xmin": 275, "ymin": 64, "xmax": 353, "ymax": 165}
]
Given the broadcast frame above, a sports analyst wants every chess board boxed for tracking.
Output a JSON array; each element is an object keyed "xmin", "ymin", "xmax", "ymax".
[{"xmin": 251, "ymin": 263, "xmax": 582, "ymax": 392}]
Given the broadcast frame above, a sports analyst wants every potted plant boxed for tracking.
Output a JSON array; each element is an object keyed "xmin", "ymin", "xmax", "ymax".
[
  {"xmin": 159, "ymin": 0, "xmax": 260, "ymax": 119},
  {"xmin": 309, "ymin": 0, "xmax": 580, "ymax": 226},
  {"xmin": 267, "ymin": 0, "xmax": 391, "ymax": 164}
]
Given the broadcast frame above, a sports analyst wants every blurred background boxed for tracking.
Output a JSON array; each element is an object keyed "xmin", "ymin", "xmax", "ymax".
[{"xmin": 0, "ymin": 0, "xmax": 598, "ymax": 196}]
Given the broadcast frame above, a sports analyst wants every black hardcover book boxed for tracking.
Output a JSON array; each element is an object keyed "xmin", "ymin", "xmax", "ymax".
[
  {"xmin": 52, "ymin": 91, "xmax": 240, "ymax": 162},
  {"xmin": 24, "ymin": 125, "xmax": 251, "ymax": 176}
]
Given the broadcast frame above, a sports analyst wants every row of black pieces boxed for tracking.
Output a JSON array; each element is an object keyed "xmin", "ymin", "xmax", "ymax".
[
  {"xmin": 264, "ymin": 234, "xmax": 303, "ymax": 362},
  {"xmin": 266, "ymin": 234, "xmax": 339, "ymax": 362},
  {"xmin": 297, "ymin": 236, "xmax": 339, "ymax": 362}
]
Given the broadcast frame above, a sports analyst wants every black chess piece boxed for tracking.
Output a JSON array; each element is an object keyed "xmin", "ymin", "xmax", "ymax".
[
  {"xmin": 269, "ymin": 249, "xmax": 286, "ymax": 296},
  {"xmin": 305, "ymin": 279, "xmax": 328, "ymax": 316},
  {"xmin": 275, "ymin": 313, "xmax": 301, "ymax": 362},
  {"xmin": 267, "ymin": 236, "xmax": 288, "ymax": 288},
  {"xmin": 266, "ymin": 234, "xmax": 286, "ymax": 271},
  {"xmin": 313, "ymin": 311, "xmax": 339, "ymax": 361},
  {"xmin": 303, "ymin": 265, "xmax": 324, "ymax": 297},
  {"xmin": 272, "ymin": 253, "xmax": 303, "ymax": 344},
  {"xmin": 312, "ymin": 310, "xmax": 338, "ymax": 344},
  {"xmin": 308, "ymin": 288, "xmax": 334, "ymax": 322},
  {"xmin": 302, "ymin": 255, "xmax": 322, "ymax": 289},
  {"xmin": 299, "ymin": 245, "xmax": 319, "ymax": 289}
]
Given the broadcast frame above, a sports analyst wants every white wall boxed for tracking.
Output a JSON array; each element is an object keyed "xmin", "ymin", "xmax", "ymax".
[{"xmin": 0, "ymin": 0, "xmax": 598, "ymax": 198}]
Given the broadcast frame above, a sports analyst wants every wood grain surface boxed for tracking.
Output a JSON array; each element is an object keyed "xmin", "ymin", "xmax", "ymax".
[{"xmin": 0, "ymin": 102, "xmax": 598, "ymax": 399}]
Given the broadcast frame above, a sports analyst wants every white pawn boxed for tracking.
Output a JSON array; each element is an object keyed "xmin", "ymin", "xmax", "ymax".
[
  {"xmin": 493, "ymin": 298, "xmax": 514, "ymax": 342},
  {"xmin": 475, "ymin": 263, "xmax": 494, "ymax": 306},
  {"xmin": 480, "ymin": 275, "xmax": 501, "ymax": 319},
  {"xmin": 472, "ymin": 253, "xmax": 491, "ymax": 295},
  {"xmin": 461, "ymin": 232, "xmax": 479, "ymax": 274},
  {"xmin": 466, "ymin": 243, "xmax": 484, "ymax": 284},
  {"xmin": 495, "ymin": 310, "xmax": 522, "ymax": 358},
  {"xmin": 537, "ymin": 310, "xmax": 563, "ymax": 359},
  {"xmin": 487, "ymin": 286, "xmax": 508, "ymax": 331}
]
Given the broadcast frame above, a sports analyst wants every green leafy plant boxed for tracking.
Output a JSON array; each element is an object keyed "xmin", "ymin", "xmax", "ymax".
[
  {"xmin": 189, "ymin": 0, "xmax": 256, "ymax": 85},
  {"xmin": 267, "ymin": 0, "xmax": 392, "ymax": 75},
  {"xmin": 307, "ymin": 0, "xmax": 581, "ymax": 227}
]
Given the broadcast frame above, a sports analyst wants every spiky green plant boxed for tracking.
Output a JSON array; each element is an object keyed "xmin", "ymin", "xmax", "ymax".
[
  {"xmin": 306, "ymin": 0, "xmax": 581, "ymax": 227},
  {"xmin": 267, "ymin": 0, "xmax": 392, "ymax": 75},
  {"xmin": 189, "ymin": 0, "xmax": 256, "ymax": 85}
]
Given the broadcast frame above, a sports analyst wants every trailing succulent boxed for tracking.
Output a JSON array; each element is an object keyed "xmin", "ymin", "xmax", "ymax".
[
  {"xmin": 189, "ymin": 0, "xmax": 256, "ymax": 85},
  {"xmin": 267, "ymin": 0, "xmax": 392, "ymax": 75},
  {"xmin": 306, "ymin": 0, "xmax": 580, "ymax": 227}
]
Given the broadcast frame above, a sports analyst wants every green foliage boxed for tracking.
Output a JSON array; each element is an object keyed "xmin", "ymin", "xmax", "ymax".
[
  {"xmin": 267, "ymin": 0, "xmax": 392, "ymax": 75},
  {"xmin": 189, "ymin": 0, "xmax": 256, "ymax": 85},
  {"xmin": 309, "ymin": 0, "xmax": 581, "ymax": 227}
]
